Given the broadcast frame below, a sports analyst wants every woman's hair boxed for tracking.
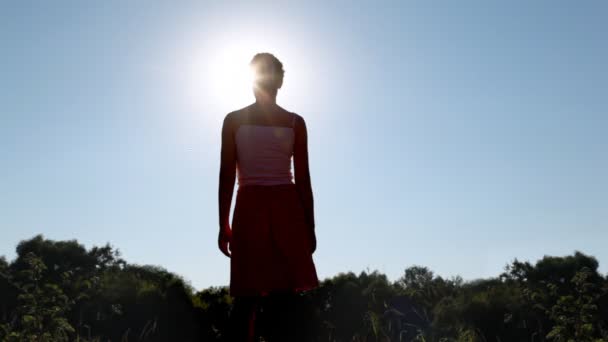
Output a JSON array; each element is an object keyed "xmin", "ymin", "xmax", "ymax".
[{"xmin": 250, "ymin": 53, "xmax": 284, "ymax": 92}]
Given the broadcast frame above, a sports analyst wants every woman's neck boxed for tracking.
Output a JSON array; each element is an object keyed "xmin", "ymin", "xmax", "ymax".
[
  {"xmin": 254, "ymin": 97, "xmax": 278, "ymax": 112},
  {"xmin": 253, "ymin": 88, "xmax": 278, "ymax": 107}
]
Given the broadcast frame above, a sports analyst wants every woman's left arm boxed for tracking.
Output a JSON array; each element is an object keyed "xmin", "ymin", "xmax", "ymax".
[{"xmin": 293, "ymin": 115, "xmax": 316, "ymax": 253}]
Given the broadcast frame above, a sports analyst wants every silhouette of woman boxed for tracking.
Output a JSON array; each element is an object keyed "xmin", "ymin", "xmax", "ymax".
[{"xmin": 218, "ymin": 53, "xmax": 318, "ymax": 341}]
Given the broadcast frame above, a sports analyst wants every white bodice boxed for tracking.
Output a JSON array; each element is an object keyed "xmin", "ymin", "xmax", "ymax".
[{"xmin": 235, "ymin": 124, "xmax": 294, "ymax": 186}]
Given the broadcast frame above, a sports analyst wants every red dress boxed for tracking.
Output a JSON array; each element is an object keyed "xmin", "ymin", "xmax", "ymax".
[
  {"xmin": 220, "ymin": 105, "xmax": 318, "ymax": 297},
  {"xmin": 230, "ymin": 184, "xmax": 318, "ymax": 296}
]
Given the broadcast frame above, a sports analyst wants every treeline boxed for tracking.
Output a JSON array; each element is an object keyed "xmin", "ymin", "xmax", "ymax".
[{"xmin": 1, "ymin": 235, "xmax": 607, "ymax": 341}]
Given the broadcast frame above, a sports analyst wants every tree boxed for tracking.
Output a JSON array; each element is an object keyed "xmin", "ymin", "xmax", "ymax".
[{"xmin": 3, "ymin": 252, "xmax": 74, "ymax": 342}]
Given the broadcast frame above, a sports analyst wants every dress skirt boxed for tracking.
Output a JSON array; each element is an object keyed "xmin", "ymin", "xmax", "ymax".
[{"xmin": 230, "ymin": 184, "xmax": 319, "ymax": 296}]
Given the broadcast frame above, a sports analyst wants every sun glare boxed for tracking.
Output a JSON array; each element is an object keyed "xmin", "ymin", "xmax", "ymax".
[
  {"xmin": 187, "ymin": 42, "xmax": 265, "ymax": 115},
  {"xmin": 206, "ymin": 46, "xmax": 255, "ymax": 108},
  {"xmin": 184, "ymin": 31, "xmax": 312, "ymax": 123}
]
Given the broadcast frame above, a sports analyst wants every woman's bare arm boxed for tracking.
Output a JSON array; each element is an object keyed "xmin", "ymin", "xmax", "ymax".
[
  {"xmin": 218, "ymin": 114, "xmax": 236, "ymax": 257},
  {"xmin": 293, "ymin": 115, "xmax": 316, "ymax": 252}
]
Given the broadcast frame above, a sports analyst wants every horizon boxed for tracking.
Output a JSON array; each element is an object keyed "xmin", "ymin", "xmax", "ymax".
[
  {"xmin": 2, "ymin": 1, "xmax": 607, "ymax": 290},
  {"xmin": 2, "ymin": 234, "xmax": 606, "ymax": 291}
]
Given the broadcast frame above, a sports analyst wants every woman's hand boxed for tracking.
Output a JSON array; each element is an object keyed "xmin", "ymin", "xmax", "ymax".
[
  {"xmin": 309, "ymin": 226, "xmax": 317, "ymax": 254},
  {"xmin": 218, "ymin": 226, "xmax": 232, "ymax": 258}
]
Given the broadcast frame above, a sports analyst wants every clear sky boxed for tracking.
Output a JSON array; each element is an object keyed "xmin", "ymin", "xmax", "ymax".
[{"xmin": 2, "ymin": 1, "xmax": 607, "ymax": 290}]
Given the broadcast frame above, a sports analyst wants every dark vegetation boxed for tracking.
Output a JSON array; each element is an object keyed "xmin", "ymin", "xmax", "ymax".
[{"xmin": 1, "ymin": 235, "xmax": 607, "ymax": 341}]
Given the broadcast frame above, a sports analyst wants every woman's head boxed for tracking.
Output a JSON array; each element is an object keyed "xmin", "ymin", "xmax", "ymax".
[{"xmin": 250, "ymin": 53, "xmax": 284, "ymax": 97}]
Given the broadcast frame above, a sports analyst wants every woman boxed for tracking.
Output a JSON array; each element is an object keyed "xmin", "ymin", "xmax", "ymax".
[{"xmin": 218, "ymin": 53, "xmax": 318, "ymax": 341}]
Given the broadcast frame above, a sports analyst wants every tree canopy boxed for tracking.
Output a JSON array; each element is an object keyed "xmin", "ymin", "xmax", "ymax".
[{"xmin": 1, "ymin": 235, "xmax": 607, "ymax": 341}]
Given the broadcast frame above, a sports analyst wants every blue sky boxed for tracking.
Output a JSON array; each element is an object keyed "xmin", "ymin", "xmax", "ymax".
[{"xmin": 1, "ymin": 1, "xmax": 607, "ymax": 290}]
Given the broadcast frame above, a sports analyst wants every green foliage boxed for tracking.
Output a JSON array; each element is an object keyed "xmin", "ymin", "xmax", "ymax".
[
  {"xmin": 1, "ymin": 235, "xmax": 199, "ymax": 341},
  {"xmin": 396, "ymin": 266, "xmax": 461, "ymax": 325},
  {"xmin": 545, "ymin": 267, "xmax": 606, "ymax": 341},
  {"xmin": 3, "ymin": 252, "xmax": 74, "ymax": 341},
  {"xmin": 1, "ymin": 236, "xmax": 607, "ymax": 341}
]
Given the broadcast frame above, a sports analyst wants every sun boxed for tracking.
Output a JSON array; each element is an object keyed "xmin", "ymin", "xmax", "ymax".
[
  {"xmin": 184, "ymin": 32, "xmax": 306, "ymax": 119},
  {"xmin": 186, "ymin": 42, "xmax": 263, "ymax": 115},
  {"xmin": 206, "ymin": 45, "xmax": 256, "ymax": 109}
]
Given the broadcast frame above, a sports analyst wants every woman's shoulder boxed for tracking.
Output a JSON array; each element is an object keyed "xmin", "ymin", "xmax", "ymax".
[
  {"xmin": 223, "ymin": 104, "xmax": 255, "ymax": 123},
  {"xmin": 290, "ymin": 112, "xmax": 307, "ymax": 129},
  {"xmin": 225, "ymin": 104, "xmax": 305, "ymax": 128},
  {"xmin": 275, "ymin": 106, "xmax": 306, "ymax": 126}
]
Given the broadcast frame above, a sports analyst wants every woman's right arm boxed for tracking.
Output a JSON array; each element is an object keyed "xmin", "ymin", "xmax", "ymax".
[
  {"xmin": 293, "ymin": 115, "xmax": 316, "ymax": 253},
  {"xmin": 218, "ymin": 114, "xmax": 236, "ymax": 257}
]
